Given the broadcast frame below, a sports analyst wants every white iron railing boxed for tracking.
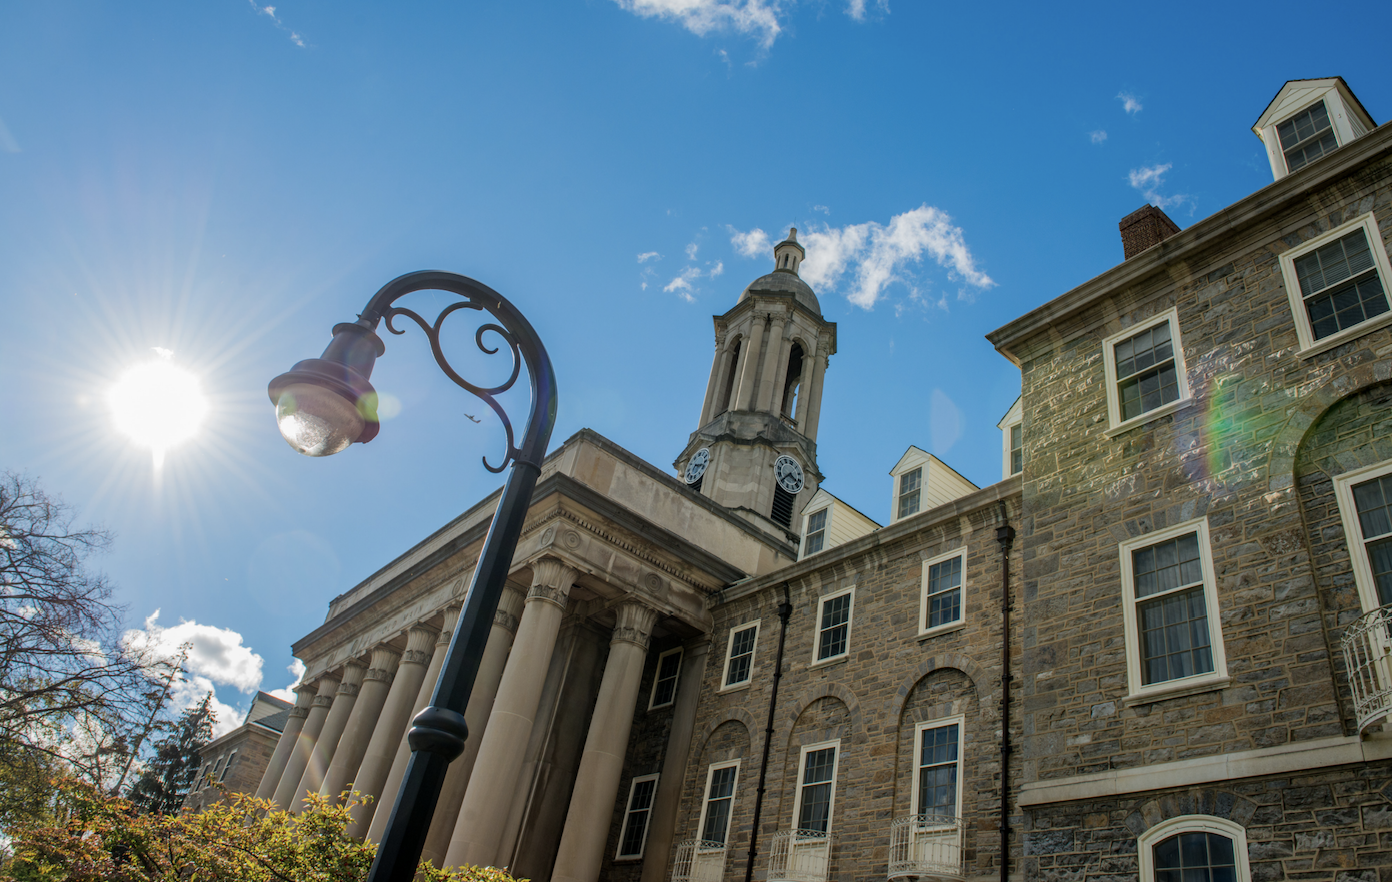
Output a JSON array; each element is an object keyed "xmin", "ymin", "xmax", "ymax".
[
  {"xmin": 768, "ymin": 829, "xmax": 837, "ymax": 882},
  {"xmin": 888, "ymin": 815, "xmax": 965, "ymax": 881},
  {"xmin": 672, "ymin": 839, "xmax": 728, "ymax": 882},
  {"xmin": 1342, "ymin": 605, "xmax": 1392, "ymax": 732}
]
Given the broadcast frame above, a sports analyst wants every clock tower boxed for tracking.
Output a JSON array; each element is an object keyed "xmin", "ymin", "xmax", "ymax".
[{"xmin": 676, "ymin": 229, "xmax": 837, "ymax": 538}]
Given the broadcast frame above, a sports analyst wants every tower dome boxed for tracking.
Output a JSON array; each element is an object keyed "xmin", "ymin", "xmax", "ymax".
[{"xmin": 738, "ymin": 228, "xmax": 820, "ymax": 314}]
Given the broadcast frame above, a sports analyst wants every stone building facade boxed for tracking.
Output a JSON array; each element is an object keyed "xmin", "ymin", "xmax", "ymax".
[
  {"xmin": 243, "ymin": 77, "xmax": 1392, "ymax": 882},
  {"xmin": 183, "ymin": 691, "xmax": 291, "ymax": 812}
]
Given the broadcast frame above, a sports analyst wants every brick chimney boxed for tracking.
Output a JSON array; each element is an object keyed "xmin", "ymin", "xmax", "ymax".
[{"xmin": 1119, "ymin": 204, "xmax": 1181, "ymax": 259}]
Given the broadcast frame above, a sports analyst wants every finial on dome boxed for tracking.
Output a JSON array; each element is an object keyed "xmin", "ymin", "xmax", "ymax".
[{"xmin": 773, "ymin": 227, "xmax": 805, "ymax": 276}]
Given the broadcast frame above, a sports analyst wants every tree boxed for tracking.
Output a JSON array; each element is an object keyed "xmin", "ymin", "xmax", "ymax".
[
  {"xmin": 126, "ymin": 694, "xmax": 214, "ymax": 815},
  {"xmin": 0, "ymin": 472, "xmax": 152, "ymax": 789}
]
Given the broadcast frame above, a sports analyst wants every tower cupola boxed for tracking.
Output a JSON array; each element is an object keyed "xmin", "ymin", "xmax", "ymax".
[{"xmin": 773, "ymin": 228, "xmax": 806, "ymax": 275}]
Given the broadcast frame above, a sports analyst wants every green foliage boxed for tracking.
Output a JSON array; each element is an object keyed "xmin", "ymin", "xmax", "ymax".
[
  {"xmin": 2, "ymin": 778, "xmax": 525, "ymax": 882},
  {"xmin": 126, "ymin": 695, "xmax": 214, "ymax": 815},
  {"xmin": 0, "ymin": 742, "xmax": 61, "ymax": 832}
]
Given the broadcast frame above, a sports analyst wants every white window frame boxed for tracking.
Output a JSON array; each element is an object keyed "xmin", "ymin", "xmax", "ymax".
[
  {"xmin": 790, "ymin": 739, "xmax": 841, "ymax": 834},
  {"xmin": 217, "ymin": 750, "xmax": 237, "ymax": 782},
  {"xmin": 1102, "ymin": 307, "xmax": 1193, "ymax": 434},
  {"xmin": 696, "ymin": 759, "xmax": 741, "ymax": 845},
  {"xmin": 614, "ymin": 772, "xmax": 660, "ymax": 860},
  {"xmin": 1007, "ymin": 421, "xmax": 1023, "ymax": 477},
  {"xmin": 898, "ymin": 468, "xmax": 923, "ymax": 520},
  {"xmin": 1334, "ymin": 458, "xmax": 1392, "ymax": 613},
  {"xmin": 919, "ymin": 547, "xmax": 967, "ymax": 637},
  {"xmin": 648, "ymin": 646, "xmax": 683, "ymax": 710},
  {"xmin": 801, "ymin": 506, "xmax": 830, "ymax": 559},
  {"xmin": 1279, "ymin": 212, "xmax": 1392, "ymax": 358},
  {"xmin": 719, "ymin": 620, "xmax": 760, "ymax": 692},
  {"xmin": 910, "ymin": 716, "xmax": 964, "ymax": 822},
  {"xmin": 1137, "ymin": 815, "xmax": 1251, "ymax": 882},
  {"xmin": 811, "ymin": 587, "xmax": 855, "ymax": 666},
  {"xmin": 1119, "ymin": 518, "xmax": 1229, "ymax": 701}
]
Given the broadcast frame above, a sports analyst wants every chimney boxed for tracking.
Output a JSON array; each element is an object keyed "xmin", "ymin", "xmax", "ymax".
[{"xmin": 1119, "ymin": 204, "xmax": 1181, "ymax": 259}]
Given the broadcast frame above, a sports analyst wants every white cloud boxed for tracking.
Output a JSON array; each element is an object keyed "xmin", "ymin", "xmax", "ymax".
[
  {"xmin": 1118, "ymin": 92, "xmax": 1142, "ymax": 115},
  {"xmin": 248, "ymin": 0, "xmax": 307, "ymax": 47},
  {"xmin": 793, "ymin": 205, "xmax": 994, "ymax": 309},
  {"xmin": 613, "ymin": 0, "xmax": 784, "ymax": 48},
  {"xmin": 728, "ymin": 226, "xmax": 772, "ymax": 258},
  {"xmin": 1128, "ymin": 163, "xmax": 1191, "ymax": 213},
  {"xmin": 637, "ymin": 251, "xmax": 661, "ymax": 263},
  {"xmin": 709, "ymin": 260, "xmax": 724, "ymax": 278},
  {"xmin": 685, "ymin": 242, "xmax": 699, "ymax": 260},
  {"xmin": 664, "ymin": 266, "xmax": 703, "ymax": 302},
  {"xmin": 269, "ymin": 659, "xmax": 306, "ymax": 703},
  {"xmin": 124, "ymin": 610, "xmax": 265, "ymax": 693},
  {"xmin": 812, "ymin": 204, "xmax": 831, "ymax": 215},
  {"xmin": 845, "ymin": 0, "xmax": 887, "ymax": 21},
  {"xmin": 1090, "ymin": 130, "xmax": 1108, "ymax": 144}
]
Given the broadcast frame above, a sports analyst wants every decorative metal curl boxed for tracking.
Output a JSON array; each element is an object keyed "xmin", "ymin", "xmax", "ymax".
[{"xmin": 381, "ymin": 300, "xmax": 523, "ymax": 472}]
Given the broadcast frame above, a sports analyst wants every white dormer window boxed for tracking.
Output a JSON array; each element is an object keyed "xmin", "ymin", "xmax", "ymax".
[
  {"xmin": 897, "ymin": 469, "xmax": 922, "ymax": 520},
  {"xmin": 1253, "ymin": 78, "xmax": 1376, "ymax": 182},
  {"xmin": 804, "ymin": 508, "xmax": 828, "ymax": 556},
  {"xmin": 997, "ymin": 396, "xmax": 1022, "ymax": 480},
  {"xmin": 889, "ymin": 447, "xmax": 978, "ymax": 524}
]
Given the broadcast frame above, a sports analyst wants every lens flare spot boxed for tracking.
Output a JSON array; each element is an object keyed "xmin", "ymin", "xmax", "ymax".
[{"xmin": 109, "ymin": 352, "xmax": 208, "ymax": 467}]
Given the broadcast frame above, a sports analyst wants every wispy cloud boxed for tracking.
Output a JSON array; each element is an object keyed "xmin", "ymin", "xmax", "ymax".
[
  {"xmin": 1089, "ymin": 130, "xmax": 1108, "ymax": 144},
  {"xmin": 1128, "ymin": 163, "xmax": 1191, "ymax": 213},
  {"xmin": 685, "ymin": 242, "xmax": 699, "ymax": 260},
  {"xmin": 613, "ymin": 0, "xmax": 785, "ymax": 48},
  {"xmin": 248, "ymin": 0, "xmax": 306, "ymax": 48},
  {"xmin": 664, "ymin": 266, "xmax": 703, "ymax": 302},
  {"xmin": 732, "ymin": 205, "xmax": 993, "ymax": 310},
  {"xmin": 1117, "ymin": 92, "xmax": 1142, "ymax": 115},
  {"xmin": 637, "ymin": 251, "xmax": 661, "ymax": 263},
  {"xmin": 812, "ymin": 204, "xmax": 831, "ymax": 215},
  {"xmin": 845, "ymin": 0, "xmax": 888, "ymax": 22}
]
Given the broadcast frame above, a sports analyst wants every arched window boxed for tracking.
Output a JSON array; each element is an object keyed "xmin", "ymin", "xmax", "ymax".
[
  {"xmin": 781, "ymin": 343, "xmax": 804, "ymax": 419},
  {"xmin": 717, "ymin": 339, "xmax": 742, "ymax": 415},
  {"xmin": 1138, "ymin": 816, "xmax": 1250, "ymax": 882}
]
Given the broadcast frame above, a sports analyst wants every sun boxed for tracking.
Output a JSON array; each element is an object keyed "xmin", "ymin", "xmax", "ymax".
[{"xmin": 109, "ymin": 350, "xmax": 209, "ymax": 468}]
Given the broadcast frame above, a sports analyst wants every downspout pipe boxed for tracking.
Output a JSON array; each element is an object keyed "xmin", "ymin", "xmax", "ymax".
[
  {"xmin": 997, "ymin": 512, "xmax": 1016, "ymax": 882},
  {"xmin": 745, "ymin": 586, "xmax": 792, "ymax": 882}
]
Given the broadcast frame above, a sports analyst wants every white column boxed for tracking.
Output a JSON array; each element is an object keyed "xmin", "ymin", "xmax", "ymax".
[
  {"xmin": 254, "ymin": 684, "xmax": 314, "ymax": 801},
  {"xmin": 270, "ymin": 674, "xmax": 340, "ymax": 811},
  {"xmin": 320, "ymin": 645, "xmax": 401, "ymax": 802},
  {"xmin": 552, "ymin": 601, "xmax": 660, "ymax": 882},
  {"xmin": 420, "ymin": 584, "xmax": 526, "ymax": 867},
  {"xmin": 345, "ymin": 625, "xmax": 438, "ymax": 836},
  {"xmin": 802, "ymin": 349, "xmax": 829, "ymax": 441},
  {"xmin": 697, "ymin": 333, "xmax": 728, "ymax": 426},
  {"xmin": 444, "ymin": 559, "xmax": 576, "ymax": 870},
  {"xmin": 365, "ymin": 603, "xmax": 460, "ymax": 843},
  {"xmin": 291, "ymin": 659, "xmax": 367, "ymax": 810},
  {"xmin": 735, "ymin": 314, "xmax": 767, "ymax": 412},
  {"xmin": 755, "ymin": 312, "xmax": 788, "ymax": 414}
]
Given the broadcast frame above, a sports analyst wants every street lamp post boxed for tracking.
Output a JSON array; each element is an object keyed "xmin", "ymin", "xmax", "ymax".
[{"xmin": 268, "ymin": 270, "xmax": 557, "ymax": 882}]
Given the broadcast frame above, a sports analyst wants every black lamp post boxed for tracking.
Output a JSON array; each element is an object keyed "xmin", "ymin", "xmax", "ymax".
[{"xmin": 268, "ymin": 270, "xmax": 557, "ymax": 882}]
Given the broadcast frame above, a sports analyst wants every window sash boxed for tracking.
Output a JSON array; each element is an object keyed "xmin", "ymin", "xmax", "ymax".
[
  {"xmin": 805, "ymin": 509, "xmax": 827, "ymax": 555},
  {"xmin": 796, "ymin": 747, "xmax": 837, "ymax": 833},
  {"xmin": 925, "ymin": 556, "xmax": 963, "ymax": 630},
  {"xmin": 617, "ymin": 775, "xmax": 658, "ymax": 858},
  {"xmin": 899, "ymin": 468, "xmax": 922, "ymax": 519},
  {"xmin": 916, "ymin": 723, "xmax": 960, "ymax": 818},
  {"xmin": 700, "ymin": 765, "xmax": 738, "ymax": 845},
  {"xmin": 650, "ymin": 649, "xmax": 682, "ymax": 708},
  {"xmin": 1278, "ymin": 100, "xmax": 1338, "ymax": 172},
  {"xmin": 1353, "ymin": 474, "xmax": 1392, "ymax": 606},
  {"xmin": 725, "ymin": 625, "xmax": 758, "ymax": 687},
  {"xmin": 1133, "ymin": 533, "xmax": 1213, "ymax": 685},
  {"xmin": 1152, "ymin": 831, "xmax": 1238, "ymax": 882},
  {"xmin": 1010, "ymin": 424, "xmax": 1023, "ymax": 475},
  {"xmin": 1294, "ymin": 228, "xmax": 1388, "ymax": 341},
  {"xmin": 817, "ymin": 594, "xmax": 851, "ymax": 660},
  {"xmin": 1114, "ymin": 321, "xmax": 1180, "ymax": 421}
]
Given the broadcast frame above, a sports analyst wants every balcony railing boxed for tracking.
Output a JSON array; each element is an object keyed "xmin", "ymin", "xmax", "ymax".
[
  {"xmin": 768, "ymin": 829, "xmax": 838, "ymax": 882},
  {"xmin": 1342, "ymin": 605, "xmax": 1392, "ymax": 732},
  {"xmin": 888, "ymin": 815, "xmax": 965, "ymax": 881},
  {"xmin": 672, "ymin": 839, "xmax": 728, "ymax": 882}
]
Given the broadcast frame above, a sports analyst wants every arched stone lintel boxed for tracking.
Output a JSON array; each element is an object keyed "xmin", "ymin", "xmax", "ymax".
[
  {"xmin": 1123, "ymin": 789, "xmax": 1259, "ymax": 836},
  {"xmin": 784, "ymin": 684, "xmax": 863, "ymax": 743},
  {"xmin": 692, "ymin": 709, "xmax": 758, "ymax": 758},
  {"xmin": 1271, "ymin": 360, "xmax": 1392, "ymax": 488},
  {"xmin": 887, "ymin": 653, "xmax": 990, "ymax": 724}
]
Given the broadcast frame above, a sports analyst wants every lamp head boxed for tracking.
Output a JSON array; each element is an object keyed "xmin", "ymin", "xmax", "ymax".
[{"xmin": 268, "ymin": 321, "xmax": 385, "ymax": 456}]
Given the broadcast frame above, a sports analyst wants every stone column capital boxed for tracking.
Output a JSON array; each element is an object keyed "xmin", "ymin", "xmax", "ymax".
[
  {"xmin": 364, "ymin": 646, "xmax": 401, "ymax": 684},
  {"xmin": 336, "ymin": 660, "xmax": 368, "ymax": 696},
  {"xmin": 438, "ymin": 602, "xmax": 464, "ymax": 645},
  {"xmin": 612, "ymin": 601, "xmax": 660, "ymax": 651},
  {"xmin": 402, "ymin": 624, "xmax": 439, "ymax": 665},
  {"xmin": 312, "ymin": 692, "xmax": 337, "ymax": 709},
  {"xmin": 528, "ymin": 558, "xmax": 578, "ymax": 609},
  {"xmin": 494, "ymin": 585, "xmax": 527, "ymax": 634},
  {"xmin": 288, "ymin": 705, "xmax": 311, "ymax": 720}
]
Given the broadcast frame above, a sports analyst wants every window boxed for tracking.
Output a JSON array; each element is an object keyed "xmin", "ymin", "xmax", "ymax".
[
  {"xmin": 1334, "ymin": 460, "xmax": 1392, "ymax": 612},
  {"xmin": 898, "ymin": 468, "xmax": 922, "ymax": 519},
  {"xmin": 913, "ymin": 719, "xmax": 961, "ymax": 820},
  {"xmin": 792, "ymin": 741, "xmax": 840, "ymax": 834},
  {"xmin": 721, "ymin": 621, "xmax": 760, "ymax": 690},
  {"xmin": 813, "ymin": 589, "xmax": 854, "ymax": 663},
  {"xmin": 697, "ymin": 761, "xmax": 740, "ymax": 845},
  {"xmin": 1278, "ymin": 100, "xmax": 1339, "ymax": 174},
  {"xmin": 1137, "ymin": 816, "xmax": 1251, "ymax": 882},
  {"xmin": 1102, "ymin": 309, "xmax": 1191, "ymax": 431},
  {"xmin": 649, "ymin": 647, "xmax": 683, "ymax": 710},
  {"xmin": 803, "ymin": 509, "xmax": 828, "ymax": 556},
  {"xmin": 1120, "ymin": 518, "xmax": 1228, "ymax": 699},
  {"xmin": 1010, "ymin": 424, "xmax": 1023, "ymax": 475},
  {"xmin": 218, "ymin": 750, "xmax": 237, "ymax": 782},
  {"xmin": 1279, "ymin": 214, "xmax": 1392, "ymax": 355},
  {"xmin": 919, "ymin": 548, "xmax": 966, "ymax": 635},
  {"xmin": 616, "ymin": 774, "xmax": 659, "ymax": 859}
]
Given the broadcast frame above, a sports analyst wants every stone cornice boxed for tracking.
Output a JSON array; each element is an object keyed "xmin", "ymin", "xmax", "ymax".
[{"xmin": 988, "ymin": 121, "xmax": 1392, "ymax": 364}]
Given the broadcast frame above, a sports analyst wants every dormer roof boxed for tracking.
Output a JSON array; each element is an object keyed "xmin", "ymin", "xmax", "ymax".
[{"xmin": 1252, "ymin": 77, "xmax": 1377, "ymax": 182}]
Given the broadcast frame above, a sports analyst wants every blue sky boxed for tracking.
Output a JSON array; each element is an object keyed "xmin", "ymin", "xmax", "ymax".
[{"xmin": 1, "ymin": 0, "xmax": 1388, "ymax": 732}]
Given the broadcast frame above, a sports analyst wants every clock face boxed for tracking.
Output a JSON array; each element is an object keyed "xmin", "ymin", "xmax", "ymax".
[
  {"xmin": 774, "ymin": 455, "xmax": 804, "ymax": 494},
  {"xmin": 684, "ymin": 448, "xmax": 710, "ymax": 484}
]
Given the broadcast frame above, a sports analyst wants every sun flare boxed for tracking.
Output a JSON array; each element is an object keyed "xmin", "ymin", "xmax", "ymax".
[{"xmin": 109, "ymin": 351, "xmax": 209, "ymax": 468}]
